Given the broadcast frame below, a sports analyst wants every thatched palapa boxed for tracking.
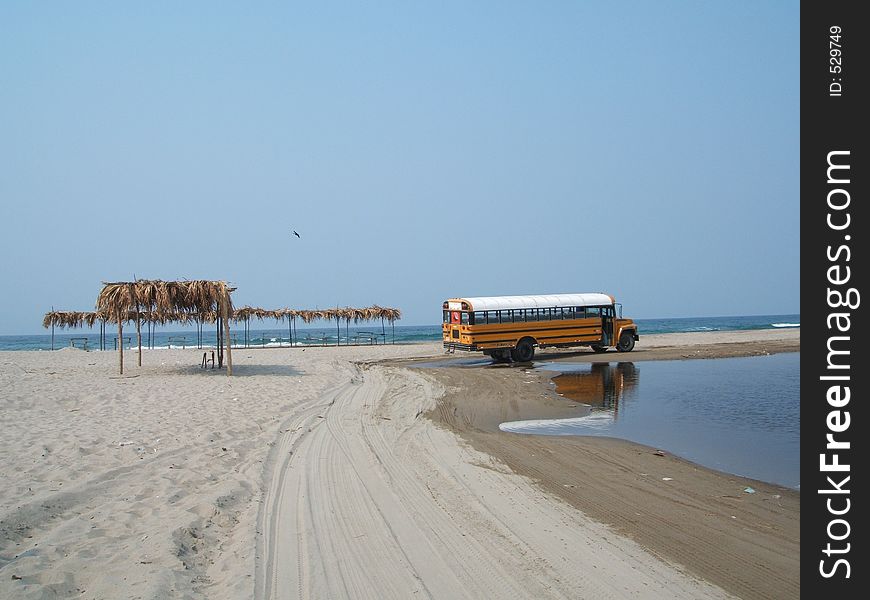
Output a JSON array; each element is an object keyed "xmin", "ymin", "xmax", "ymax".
[
  {"xmin": 96, "ymin": 280, "xmax": 235, "ymax": 375},
  {"xmin": 227, "ymin": 305, "xmax": 402, "ymax": 347}
]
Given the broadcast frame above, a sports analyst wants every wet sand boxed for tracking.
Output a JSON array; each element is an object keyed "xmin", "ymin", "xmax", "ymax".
[{"xmin": 417, "ymin": 328, "xmax": 800, "ymax": 600}]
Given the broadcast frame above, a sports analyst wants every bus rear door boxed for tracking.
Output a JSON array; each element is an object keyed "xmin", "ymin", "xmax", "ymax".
[{"xmin": 602, "ymin": 305, "xmax": 615, "ymax": 346}]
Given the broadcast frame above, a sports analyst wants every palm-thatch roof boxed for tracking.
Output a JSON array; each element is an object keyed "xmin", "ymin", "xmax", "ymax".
[
  {"xmin": 232, "ymin": 306, "xmax": 280, "ymax": 322},
  {"xmin": 43, "ymin": 311, "xmax": 88, "ymax": 330},
  {"xmin": 96, "ymin": 280, "xmax": 234, "ymax": 318},
  {"xmin": 45, "ymin": 303, "xmax": 399, "ymax": 337},
  {"xmin": 96, "ymin": 280, "xmax": 235, "ymax": 375},
  {"xmin": 43, "ymin": 309, "xmax": 218, "ymax": 330},
  {"xmin": 224, "ymin": 305, "xmax": 402, "ymax": 348},
  {"xmin": 268, "ymin": 306, "xmax": 401, "ymax": 324}
]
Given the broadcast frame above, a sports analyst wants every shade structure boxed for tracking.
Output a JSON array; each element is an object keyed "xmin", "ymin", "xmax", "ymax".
[
  {"xmin": 285, "ymin": 306, "xmax": 400, "ymax": 324},
  {"xmin": 231, "ymin": 307, "xmax": 283, "ymax": 347},
  {"xmin": 275, "ymin": 305, "xmax": 402, "ymax": 345},
  {"xmin": 230, "ymin": 305, "xmax": 402, "ymax": 346},
  {"xmin": 43, "ymin": 310, "xmax": 89, "ymax": 351},
  {"xmin": 42, "ymin": 310, "xmax": 90, "ymax": 330},
  {"xmin": 95, "ymin": 280, "xmax": 235, "ymax": 375},
  {"xmin": 44, "ymin": 299, "xmax": 398, "ymax": 365}
]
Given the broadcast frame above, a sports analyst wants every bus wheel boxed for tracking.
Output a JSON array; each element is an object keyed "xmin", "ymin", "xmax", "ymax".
[
  {"xmin": 591, "ymin": 345, "xmax": 608, "ymax": 353},
  {"xmin": 511, "ymin": 339, "xmax": 536, "ymax": 362},
  {"xmin": 616, "ymin": 331, "xmax": 636, "ymax": 352}
]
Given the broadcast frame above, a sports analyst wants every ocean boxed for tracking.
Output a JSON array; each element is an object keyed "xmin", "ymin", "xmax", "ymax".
[{"xmin": 0, "ymin": 313, "xmax": 799, "ymax": 352}]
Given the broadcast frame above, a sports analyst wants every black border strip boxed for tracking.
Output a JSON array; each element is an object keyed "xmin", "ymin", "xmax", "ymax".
[{"xmin": 803, "ymin": 2, "xmax": 866, "ymax": 595}]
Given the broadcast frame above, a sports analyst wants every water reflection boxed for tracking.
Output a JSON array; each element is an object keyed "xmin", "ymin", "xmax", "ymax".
[
  {"xmin": 551, "ymin": 362, "xmax": 638, "ymax": 417},
  {"xmin": 501, "ymin": 353, "xmax": 801, "ymax": 488}
]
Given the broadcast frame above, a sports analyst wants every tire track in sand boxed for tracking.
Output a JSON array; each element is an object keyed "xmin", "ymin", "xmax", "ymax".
[{"xmin": 257, "ymin": 362, "xmax": 733, "ymax": 600}]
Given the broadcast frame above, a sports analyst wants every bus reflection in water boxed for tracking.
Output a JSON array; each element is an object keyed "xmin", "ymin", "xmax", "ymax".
[{"xmin": 551, "ymin": 362, "xmax": 639, "ymax": 417}]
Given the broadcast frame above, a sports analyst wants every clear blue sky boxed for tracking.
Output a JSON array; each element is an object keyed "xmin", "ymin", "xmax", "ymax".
[{"xmin": 0, "ymin": 1, "xmax": 799, "ymax": 335}]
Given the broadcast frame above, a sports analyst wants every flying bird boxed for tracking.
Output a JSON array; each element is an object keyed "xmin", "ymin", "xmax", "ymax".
[{"xmin": 292, "ymin": 230, "xmax": 301, "ymax": 238}]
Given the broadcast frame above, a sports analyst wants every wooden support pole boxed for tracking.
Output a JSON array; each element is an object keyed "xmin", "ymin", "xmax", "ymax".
[
  {"xmin": 136, "ymin": 315, "xmax": 142, "ymax": 367},
  {"xmin": 118, "ymin": 312, "xmax": 124, "ymax": 375},
  {"xmin": 222, "ymin": 293, "xmax": 233, "ymax": 376},
  {"xmin": 216, "ymin": 316, "xmax": 223, "ymax": 368}
]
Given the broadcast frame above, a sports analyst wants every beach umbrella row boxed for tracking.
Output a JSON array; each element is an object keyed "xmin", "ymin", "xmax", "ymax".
[
  {"xmin": 42, "ymin": 282, "xmax": 235, "ymax": 374},
  {"xmin": 43, "ymin": 304, "xmax": 403, "ymax": 336},
  {"xmin": 44, "ymin": 295, "xmax": 403, "ymax": 365},
  {"xmin": 228, "ymin": 306, "xmax": 401, "ymax": 322},
  {"xmin": 229, "ymin": 306, "xmax": 403, "ymax": 347},
  {"xmin": 42, "ymin": 309, "xmax": 221, "ymax": 329}
]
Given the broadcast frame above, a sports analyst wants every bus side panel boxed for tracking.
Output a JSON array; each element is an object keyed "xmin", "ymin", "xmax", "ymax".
[{"xmin": 467, "ymin": 318, "xmax": 604, "ymax": 350}]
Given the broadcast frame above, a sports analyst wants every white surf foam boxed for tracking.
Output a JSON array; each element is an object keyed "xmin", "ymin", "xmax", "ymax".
[{"xmin": 499, "ymin": 413, "xmax": 614, "ymax": 435}]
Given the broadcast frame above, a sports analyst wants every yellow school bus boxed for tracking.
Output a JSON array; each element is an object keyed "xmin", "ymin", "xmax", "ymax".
[{"xmin": 442, "ymin": 293, "xmax": 639, "ymax": 362}]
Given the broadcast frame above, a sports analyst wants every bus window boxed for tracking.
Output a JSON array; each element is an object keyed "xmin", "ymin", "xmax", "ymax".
[
  {"xmin": 461, "ymin": 312, "xmax": 469, "ymax": 324},
  {"xmin": 443, "ymin": 311, "xmax": 450, "ymax": 323},
  {"xmin": 587, "ymin": 307, "xmax": 601, "ymax": 317},
  {"xmin": 575, "ymin": 307, "xmax": 586, "ymax": 318}
]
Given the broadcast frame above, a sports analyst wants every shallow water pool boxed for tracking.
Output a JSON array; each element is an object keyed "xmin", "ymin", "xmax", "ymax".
[{"xmin": 500, "ymin": 353, "xmax": 800, "ymax": 488}]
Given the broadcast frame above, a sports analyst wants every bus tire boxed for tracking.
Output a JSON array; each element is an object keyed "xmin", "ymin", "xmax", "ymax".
[
  {"xmin": 511, "ymin": 338, "xmax": 536, "ymax": 362},
  {"xmin": 616, "ymin": 331, "xmax": 636, "ymax": 352},
  {"xmin": 591, "ymin": 345, "xmax": 608, "ymax": 353}
]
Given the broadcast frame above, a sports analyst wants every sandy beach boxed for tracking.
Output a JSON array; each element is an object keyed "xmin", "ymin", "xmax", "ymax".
[{"xmin": 0, "ymin": 329, "xmax": 798, "ymax": 599}]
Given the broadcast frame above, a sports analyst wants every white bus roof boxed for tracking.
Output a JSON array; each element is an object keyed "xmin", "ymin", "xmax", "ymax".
[{"xmin": 449, "ymin": 293, "xmax": 615, "ymax": 312}]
